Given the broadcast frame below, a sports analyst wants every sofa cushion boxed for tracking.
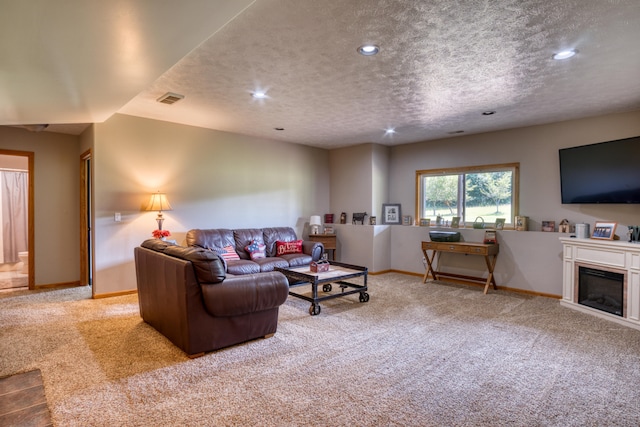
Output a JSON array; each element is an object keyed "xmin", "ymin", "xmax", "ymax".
[
  {"xmin": 200, "ymin": 272, "xmax": 289, "ymax": 317},
  {"xmin": 276, "ymin": 239, "xmax": 303, "ymax": 256},
  {"xmin": 253, "ymin": 257, "xmax": 290, "ymax": 272},
  {"xmin": 280, "ymin": 253, "xmax": 313, "ymax": 267},
  {"xmin": 186, "ymin": 228, "xmax": 235, "ymax": 251},
  {"xmin": 226, "ymin": 259, "xmax": 261, "ymax": 275},
  {"xmin": 244, "ymin": 240, "xmax": 266, "ymax": 260},
  {"xmin": 141, "ymin": 238, "xmax": 176, "ymax": 251},
  {"xmin": 163, "ymin": 246, "xmax": 226, "ymax": 284}
]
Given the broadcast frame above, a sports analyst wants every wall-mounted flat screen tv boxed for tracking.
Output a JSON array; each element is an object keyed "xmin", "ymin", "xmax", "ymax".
[{"xmin": 559, "ymin": 136, "xmax": 640, "ymax": 204}]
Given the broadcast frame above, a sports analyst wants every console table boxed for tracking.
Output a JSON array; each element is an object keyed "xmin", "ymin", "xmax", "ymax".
[
  {"xmin": 309, "ymin": 234, "xmax": 337, "ymax": 260},
  {"xmin": 421, "ymin": 241, "xmax": 499, "ymax": 294}
]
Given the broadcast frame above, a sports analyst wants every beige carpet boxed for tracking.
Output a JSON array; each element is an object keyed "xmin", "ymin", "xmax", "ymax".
[{"xmin": 1, "ymin": 274, "xmax": 640, "ymax": 426}]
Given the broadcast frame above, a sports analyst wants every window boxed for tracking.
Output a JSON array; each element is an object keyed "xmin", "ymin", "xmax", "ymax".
[{"xmin": 415, "ymin": 163, "xmax": 519, "ymax": 227}]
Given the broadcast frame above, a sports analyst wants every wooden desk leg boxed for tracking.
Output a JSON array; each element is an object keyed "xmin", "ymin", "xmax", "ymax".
[
  {"xmin": 422, "ymin": 250, "xmax": 438, "ymax": 283},
  {"xmin": 483, "ymin": 254, "xmax": 499, "ymax": 294}
]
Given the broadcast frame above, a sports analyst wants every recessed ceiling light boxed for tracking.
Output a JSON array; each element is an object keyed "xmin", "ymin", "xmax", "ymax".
[
  {"xmin": 357, "ymin": 45, "xmax": 379, "ymax": 56},
  {"xmin": 274, "ymin": 127, "xmax": 285, "ymax": 131},
  {"xmin": 482, "ymin": 111, "xmax": 496, "ymax": 116},
  {"xmin": 552, "ymin": 49, "xmax": 578, "ymax": 60},
  {"xmin": 384, "ymin": 128, "xmax": 396, "ymax": 135},
  {"xmin": 251, "ymin": 91, "xmax": 267, "ymax": 99}
]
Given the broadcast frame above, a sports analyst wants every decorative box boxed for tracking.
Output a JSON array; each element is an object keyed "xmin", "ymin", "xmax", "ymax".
[{"xmin": 310, "ymin": 260, "xmax": 330, "ymax": 273}]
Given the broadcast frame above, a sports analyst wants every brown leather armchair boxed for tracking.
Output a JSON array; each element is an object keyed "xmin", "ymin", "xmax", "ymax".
[{"xmin": 134, "ymin": 239, "xmax": 289, "ymax": 357}]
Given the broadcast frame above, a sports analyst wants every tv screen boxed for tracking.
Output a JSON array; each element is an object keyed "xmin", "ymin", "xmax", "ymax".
[{"xmin": 559, "ymin": 136, "xmax": 640, "ymax": 204}]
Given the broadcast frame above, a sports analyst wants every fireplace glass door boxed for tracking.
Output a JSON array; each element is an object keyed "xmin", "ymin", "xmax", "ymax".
[{"xmin": 578, "ymin": 266, "xmax": 624, "ymax": 316}]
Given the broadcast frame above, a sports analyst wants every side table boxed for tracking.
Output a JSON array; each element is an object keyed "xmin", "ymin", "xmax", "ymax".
[
  {"xmin": 421, "ymin": 241, "xmax": 499, "ymax": 294},
  {"xmin": 309, "ymin": 234, "xmax": 337, "ymax": 260}
]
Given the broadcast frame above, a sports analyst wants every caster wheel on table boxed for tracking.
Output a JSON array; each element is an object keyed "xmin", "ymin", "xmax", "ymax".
[
  {"xmin": 359, "ymin": 292, "xmax": 370, "ymax": 303},
  {"xmin": 322, "ymin": 284, "xmax": 332, "ymax": 292},
  {"xmin": 309, "ymin": 304, "xmax": 321, "ymax": 316}
]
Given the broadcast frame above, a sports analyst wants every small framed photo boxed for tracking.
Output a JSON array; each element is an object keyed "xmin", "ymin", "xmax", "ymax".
[
  {"xmin": 494, "ymin": 218, "xmax": 505, "ymax": 230},
  {"xmin": 451, "ymin": 217, "xmax": 461, "ymax": 228},
  {"xmin": 592, "ymin": 221, "xmax": 617, "ymax": 240},
  {"xmin": 541, "ymin": 221, "xmax": 555, "ymax": 232},
  {"xmin": 323, "ymin": 226, "xmax": 334, "ymax": 234},
  {"xmin": 381, "ymin": 203, "xmax": 401, "ymax": 225},
  {"xmin": 483, "ymin": 230, "xmax": 497, "ymax": 244},
  {"xmin": 402, "ymin": 215, "xmax": 412, "ymax": 226},
  {"xmin": 369, "ymin": 216, "xmax": 376, "ymax": 225},
  {"xmin": 419, "ymin": 218, "xmax": 430, "ymax": 227}
]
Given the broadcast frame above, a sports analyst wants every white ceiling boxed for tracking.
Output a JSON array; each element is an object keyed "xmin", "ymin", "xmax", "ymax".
[{"xmin": 2, "ymin": 0, "xmax": 640, "ymax": 149}]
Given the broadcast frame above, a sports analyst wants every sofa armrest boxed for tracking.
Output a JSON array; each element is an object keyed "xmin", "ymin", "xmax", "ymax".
[
  {"xmin": 200, "ymin": 271, "xmax": 289, "ymax": 317},
  {"xmin": 302, "ymin": 240, "xmax": 324, "ymax": 261}
]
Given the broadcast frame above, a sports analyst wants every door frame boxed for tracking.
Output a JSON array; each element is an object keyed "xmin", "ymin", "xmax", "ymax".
[
  {"xmin": 80, "ymin": 149, "xmax": 93, "ymax": 294},
  {"xmin": 0, "ymin": 149, "xmax": 34, "ymax": 290}
]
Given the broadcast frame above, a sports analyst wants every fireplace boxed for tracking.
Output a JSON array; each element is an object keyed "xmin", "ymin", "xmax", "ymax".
[
  {"xmin": 578, "ymin": 266, "xmax": 624, "ymax": 317},
  {"xmin": 561, "ymin": 238, "xmax": 640, "ymax": 331}
]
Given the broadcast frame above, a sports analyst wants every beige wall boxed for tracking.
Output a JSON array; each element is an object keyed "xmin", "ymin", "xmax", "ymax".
[
  {"xmin": 386, "ymin": 110, "xmax": 640, "ymax": 295},
  {"xmin": 329, "ymin": 143, "xmax": 390, "ymax": 220},
  {"xmin": 91, "ymin": 114, "xmax": 330, "ymax": 295},
  {"xmin": 1, "ymin": 108, "xmax": 638, "ymax": 296},
  {"xmin": 0, "ymin": 126, "xmax": 80, "ymax": 286},
  {"xmin": 390, "ymin": 110, "xmax": 640, "ymax": 231}
]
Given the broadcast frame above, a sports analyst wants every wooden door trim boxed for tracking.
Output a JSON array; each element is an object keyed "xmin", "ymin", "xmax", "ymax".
[
  {"xmin": 0, "ymin": 149, "xmax": 34, "ymax": 289},
  {"xmin": 80, "ymin": 149, "xmax": 91, "ymax": 290}
]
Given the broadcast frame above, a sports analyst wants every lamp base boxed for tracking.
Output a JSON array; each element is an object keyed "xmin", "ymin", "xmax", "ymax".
[{"xmin": 311, "ymin": 225, "xmax": 320, "ymax": 235}]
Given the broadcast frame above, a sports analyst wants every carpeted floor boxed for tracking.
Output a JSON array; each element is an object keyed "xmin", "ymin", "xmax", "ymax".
[{"xmin": 1, "ymin": 273, "xmax": 640, "ymax": 426}]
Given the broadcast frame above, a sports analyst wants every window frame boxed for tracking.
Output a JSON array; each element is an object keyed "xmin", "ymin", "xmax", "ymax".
[{"xmin": 415, "ymin": 162, "xmax": 520, "ymax": 228}]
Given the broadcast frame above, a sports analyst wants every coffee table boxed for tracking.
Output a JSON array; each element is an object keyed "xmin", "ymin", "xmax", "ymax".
[{"xmin": 275, "ymin": 261, "xmax": 369, "ymax": 315}]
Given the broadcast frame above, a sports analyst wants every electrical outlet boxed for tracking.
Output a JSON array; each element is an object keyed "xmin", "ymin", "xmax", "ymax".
[{"xmin": 114, "ymin": 212, "xmax": 121, "ymax": 222}]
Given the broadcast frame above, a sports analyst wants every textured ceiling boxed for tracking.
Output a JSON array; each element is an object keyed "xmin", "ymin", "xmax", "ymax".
[{"xmin": 3, "ymin": 0, "xmax": 640, "ymax": 148}]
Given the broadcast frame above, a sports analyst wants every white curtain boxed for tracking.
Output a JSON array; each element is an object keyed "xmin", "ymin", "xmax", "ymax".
[{"xmin": 1, "ymin": 171, "xmax": 28, "ymax": 263}]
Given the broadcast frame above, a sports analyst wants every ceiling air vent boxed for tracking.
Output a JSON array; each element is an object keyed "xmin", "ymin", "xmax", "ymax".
[{"xmin": 156, "ymin": 92, "xmax": 185, "ymax": 105}]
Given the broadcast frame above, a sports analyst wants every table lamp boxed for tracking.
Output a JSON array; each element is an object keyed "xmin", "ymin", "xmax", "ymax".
[
  {"xmin": 146, "ymin": 191, "xmax": 173, "ymax": 230},
  {"xmin": 310, "ymin": 215, "xmax": 322, "ymax": 235}
]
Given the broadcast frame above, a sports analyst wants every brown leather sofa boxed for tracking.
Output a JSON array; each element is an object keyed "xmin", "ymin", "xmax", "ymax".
[
  {"xmin": 134, "ymin": 239, "xmax": 289, "ymax": 357},
  {"xmin": 186, "ymin": 227, "xmax": 324, "ymax": 274}
]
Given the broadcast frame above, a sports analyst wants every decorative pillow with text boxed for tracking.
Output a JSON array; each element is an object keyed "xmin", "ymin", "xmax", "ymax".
[{"xmin": 276, "ymin": 240, "xmax": 303, "ymax": 256}]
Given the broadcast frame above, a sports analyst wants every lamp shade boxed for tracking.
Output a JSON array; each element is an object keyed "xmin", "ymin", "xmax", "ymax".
[
  {"xmin": 145, "ymin": 192, "xmax": 173, "ymax": 212},
  {"xmin": 310, "ymin": 215, "xmax": 322, "ymax": 226}
]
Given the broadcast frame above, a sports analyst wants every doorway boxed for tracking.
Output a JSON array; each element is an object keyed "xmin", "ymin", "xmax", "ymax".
[
  {"xmin": 0, "ymin": 150, "xmax": 34, "ymax": 291},
  {"xmin": 80, "ymin": 150, "xmax": 93, "ymax": 294}
]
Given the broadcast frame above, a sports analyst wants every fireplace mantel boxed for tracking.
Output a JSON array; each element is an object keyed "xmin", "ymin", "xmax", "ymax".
[{"xmin": 560, "ymin": 237, "xmax": 640, "ymax": 330}]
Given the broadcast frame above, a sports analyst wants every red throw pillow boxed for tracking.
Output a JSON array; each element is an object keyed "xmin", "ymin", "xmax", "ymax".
[{"xmin": 276, "ymin": 240, "xmax": 303, "ymax": 256}]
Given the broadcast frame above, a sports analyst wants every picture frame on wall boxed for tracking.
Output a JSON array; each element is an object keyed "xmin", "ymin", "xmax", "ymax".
[
  {"xmin": 591, "ymin": 221, "xmax": 617, "ymax": 240},
  {"xmin": 381, "ymin": 203, "xmax": 401, "ymax": 225}
]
